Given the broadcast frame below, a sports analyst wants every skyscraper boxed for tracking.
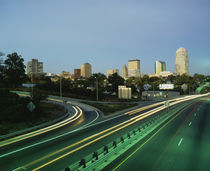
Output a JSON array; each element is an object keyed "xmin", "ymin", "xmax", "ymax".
[
  {"xmin": 27, "ymin": 59, "xmax": 43, "ymax": 75},
  {"xmin": 122, "ymin": 64, "xmax": 128, "ymax": 79},
  {"xmin": 175, "ymin": 47, "xmax": 189, "ymax": 75},
  {"xmin": 155, "ymin": 61, "xmax": 166, "ymax": 75},
  {"xmin": 81, "ymin": 63, "xmax": 92, "ymax": 78},
  {"xmin": 128, "ymin": 59, "xmax": 140, "ymax": 77}
]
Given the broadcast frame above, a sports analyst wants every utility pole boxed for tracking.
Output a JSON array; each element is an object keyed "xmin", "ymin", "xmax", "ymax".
[
  {"xmin": 31, "ymin": 73, "xmax": 33, "ymax": 99},
  {"xmin": 96, "ymin": 78, "xmax": 98, "ymax": 101}
]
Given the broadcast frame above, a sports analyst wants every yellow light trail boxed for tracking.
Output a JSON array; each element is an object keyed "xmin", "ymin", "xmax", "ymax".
[
  {"xmin": 0, "ymin": 106, "xmax": 83, "ymax": 147},
  {"xmin": 112, "ymin": 103, "xmax": 192, "ymax": 171},
  {"xmin": 30, "ymin": 94, "xmax": 206, "ymax": 170}
]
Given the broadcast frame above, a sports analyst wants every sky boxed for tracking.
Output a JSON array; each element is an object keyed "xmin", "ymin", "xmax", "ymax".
[{"xmin": 0, "ymin": 0, "xmax": 210, "ymax": 75}]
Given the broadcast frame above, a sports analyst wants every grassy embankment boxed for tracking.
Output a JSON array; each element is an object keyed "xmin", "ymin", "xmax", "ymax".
[
  {"xmin": 82, "ymin": 102, "xmax": 138, "ymax": 116},
  {"xmin": 0, "ymin": 90, "xmax": 65, "ymax": 135}
]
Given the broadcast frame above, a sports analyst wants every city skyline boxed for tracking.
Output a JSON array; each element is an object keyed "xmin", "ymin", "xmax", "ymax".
[{"xmin": 0, "ymin": 0, "xmax": 210, "ymax": 75}]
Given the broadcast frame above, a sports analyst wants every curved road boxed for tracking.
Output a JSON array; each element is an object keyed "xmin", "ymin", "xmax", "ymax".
[{"xmin": 0, "ymin": 94, "xmax": 208, "ymax": 170}]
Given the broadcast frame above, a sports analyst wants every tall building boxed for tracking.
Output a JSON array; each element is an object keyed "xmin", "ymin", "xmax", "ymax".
[
  {"xmin": 81, "ymin": 63, "xmax": 92, "ymax": 78},
  {"xmin": 107, "ymin": 69, "xmax": 119, "ymax": 77},
  {"xmin": 175, "ymin": 47, "xmax": 189, "ymax": 75},
  {"xmin": 27, "ymin": 59, "xmax": 43, "ymax": 75},
  {"xmin": 128, "ymin": 59, "xmax": 140, "ymax": 77},
  {"xmin": 122, "ymin": 64, "xmax": 128, "ymax": 79},
  {"xmin": 155, "ymin": 61, "xmax": 166, "ymax": 74},
  {"xmin": 73, "ymin": 69, "xmax": 81, "ymax": 79}
]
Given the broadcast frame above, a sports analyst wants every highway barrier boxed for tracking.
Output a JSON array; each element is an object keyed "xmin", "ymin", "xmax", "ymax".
[{"xmin": 63, "ymin": 99, "xmax": 195, "ymax": 170}]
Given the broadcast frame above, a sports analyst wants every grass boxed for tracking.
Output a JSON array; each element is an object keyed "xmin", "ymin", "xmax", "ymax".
[
  {"xmin": 0, "ymin": 102, "xmax": 65, "ymax": 135},
  {"xmin": 82, "ymin": 102, "xmax": 138, "ymax": 116}
]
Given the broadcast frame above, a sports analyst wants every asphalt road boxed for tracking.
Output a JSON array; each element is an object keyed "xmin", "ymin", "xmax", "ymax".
[
  {"xmin": 108, "ymin": 97, "xmax": 210, "ymax": 171},
  {"xmin": 0, "ymin": 96, "xmax": 206, "ymax": 171},
  {"xmin": 0, "ymin": 98, "xmax": 173, "ymax": 170}
]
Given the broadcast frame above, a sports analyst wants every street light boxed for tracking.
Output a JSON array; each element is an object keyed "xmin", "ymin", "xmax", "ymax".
[
  {"xmin": 31, "ymin": 72, "xmax": 34, "ymax": 99},
  {"xmin": 94, "ymin": 76, "xmax": 98, "ymax": 101},
  {"xmin": 60, "ymin": 77, "xmax": 62, "ymax": 98}
]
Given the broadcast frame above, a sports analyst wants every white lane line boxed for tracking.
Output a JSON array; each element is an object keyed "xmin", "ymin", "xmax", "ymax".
[
  {"xmin": 178, "ymin": 138, "xmax": 183, "ymax": 146},
  {"xmin": 189, "ymin": 122, "xmax": 192, "ymax": 126},
  {"xmin": 194, "ymin": 113, "xmax": 196, "ymax": 117},
  {"xmin": 81, "ymin": 110, "xmax": 99, "ymax": 128}
]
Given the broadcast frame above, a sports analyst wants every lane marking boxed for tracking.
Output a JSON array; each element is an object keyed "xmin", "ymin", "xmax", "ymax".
[
  {"xmin": 83, "ymin": 110, "xmax": 100, "ymax": 127},
  {"xmin": 0, "ymin": 94, "xmax": 205, "ymax": 148},
  {"xmin": 0, "ymin": 109, "xmax": 100, "ymax": 158},
  {"xmin": 189, "ymin": 122, "xmax": 192, "ymax": 126},
  {"xmin": 178, "ymin": 138, "xmax": 183, "ymax": 146},
  {"xmin": 31, "ymin": 106, "xmax": 169, "ymax": 171},
  {"xmin": 30, "ymin": 102, "xmax": 188, "ymax": 170},
  {"xmin": 1, "ymin": 104, "xmax": 168, "ymax": 158},
  {"xmin": 112, "ymin": 102, "xmax": 191, "ymax": 171},
  {"xmin": 151, "ymin": 97, "xmax": 209, "ymax": 171},
  {"xmin": 113, "ymin": 97, "xmax": 209, "ymax": 171},
  {"xmin": 24, "ymin": 96, "xmax": 208, "ymax": 170}
]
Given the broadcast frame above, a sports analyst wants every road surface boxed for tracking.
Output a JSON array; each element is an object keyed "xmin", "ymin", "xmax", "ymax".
[
  {"xmin": 108, "ymin": 97, "xmax": 210, "ymax": 171},
  {"xmin": 0, "ymin": 95, "xmax": 207, "ymax": 170}
]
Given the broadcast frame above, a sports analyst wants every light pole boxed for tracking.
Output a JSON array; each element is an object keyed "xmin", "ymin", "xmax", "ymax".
[
  {"xmin": 60, "ymin": 77, "xmax": 62, "ymax": 98},
  {"xmin": 31, "ymin": 73, "xmax": 34, "ymax": 99},
  {"xmin": 95, "ymin": 77, "xmax": 98, "ymax": 101}
]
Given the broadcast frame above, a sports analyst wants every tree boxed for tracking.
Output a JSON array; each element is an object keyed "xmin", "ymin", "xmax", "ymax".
[
  {"xmin": 0, "ymin": 57, "xmax": 4, "ymax": 86},
  {"xmin": 4, "ymin": 52, "xmax": 26, "ymax": 87},
  {"xmin": 108, "ymin": 73, "xmax": 124, "ymax": 95}
]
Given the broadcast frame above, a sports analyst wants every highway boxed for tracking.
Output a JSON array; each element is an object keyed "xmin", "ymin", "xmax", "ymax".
[
  {"xmin": 0, "ymin": 94, "xmax": 208, "ymax": 170},
  {"xmin": 108, "ymin": 96, "xmax": 210, "ymax": 171}
]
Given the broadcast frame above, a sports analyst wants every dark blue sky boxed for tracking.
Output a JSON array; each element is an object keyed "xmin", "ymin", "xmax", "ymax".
[{"xmin": 0, "ymin": 0, "xmax": 210, "ymax": 75}]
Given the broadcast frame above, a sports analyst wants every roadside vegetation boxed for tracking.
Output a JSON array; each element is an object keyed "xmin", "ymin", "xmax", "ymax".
[
  {"xmin": 0, "ymin": 53, "xmax": 65, "ymax": 135},
  {"xmin": 0, "ymin": 90, "xmax": 65, "ymax": 135},
  {"xmin": 0, "ymin": 52, "xmax": 209, "ymax": 134},
  {"xmin": 82, "ymin": 101, "xmax": 138, "ymax": 116}
]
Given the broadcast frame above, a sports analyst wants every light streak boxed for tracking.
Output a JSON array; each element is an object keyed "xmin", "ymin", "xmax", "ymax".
[
  {"xmin": 30, "ymin": 94, "xmax": 208, "ymax": 170},
  {"xmin": 0, "ymin": 105, "xmax": 82, "ymax": 148}
]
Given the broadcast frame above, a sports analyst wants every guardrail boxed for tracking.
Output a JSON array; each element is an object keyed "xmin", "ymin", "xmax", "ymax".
[{"xmin": 63, "ymin": 100, "xmax": 193, "ymax": 171}]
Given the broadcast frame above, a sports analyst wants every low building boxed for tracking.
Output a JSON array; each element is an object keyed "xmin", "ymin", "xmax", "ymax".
[
  {"xmin": 159, "ymin": 71, "xmax": 174, "ymax": 77},
  {"xmin": 118, "ymin": 85, "xmax": 132, "ymax": 99}
]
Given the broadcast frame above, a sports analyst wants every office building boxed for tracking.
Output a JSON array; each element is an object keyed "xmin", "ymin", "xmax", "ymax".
[
  {"xmin": 155, "ymin": 61, "xmax": 166, "ymax": 74},
  {"xmin": 81, "ymin": 63, "xmax": 92, "ymax": 78},
  {"xmin": 128, "ymin": 59, "xmax": 140, "ymax": 77},
  {"xmin": 73, "ymin": 69, "xmax": 81, "ymax": 79},
  {"xmin": 175, "ymin": 47, "xmax": 189, "ymax": 75},
  {"xmin": 107, "ymin": 69, "xmax": 119, "ymax": 77},
  {"xmin": 122, "ymin": 64, "xmax": 128, "ymax": 79},
  {"xmin": 27, "ymin": 59, "xmax": 43, "ymax": 75},
  {"xmin": 62, "ymin": 71, "xmax": 71, "ymax": 79}
]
